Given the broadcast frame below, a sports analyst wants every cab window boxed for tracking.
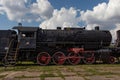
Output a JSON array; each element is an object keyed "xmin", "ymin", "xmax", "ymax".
[{"xmin": 21, "ymin": 32, "xmax": 35, "ymax": 38}]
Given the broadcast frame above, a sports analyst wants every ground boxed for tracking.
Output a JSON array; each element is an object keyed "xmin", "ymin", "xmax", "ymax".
[{"xmin": 0, "ymin": 63, "xmax": 120, "ymax": 80}]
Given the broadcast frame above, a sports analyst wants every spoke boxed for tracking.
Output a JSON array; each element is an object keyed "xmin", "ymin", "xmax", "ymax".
[
  {"xmin": 37, "ymin": 52, "xmax": 51, "ymax": 66},
  {"xmin": 52, "ymin": 51, "xmax": 66, "ymax": 65},
  {"xmin": 108, "ymin": 56, "xmax": 115, "ymax": 64},
  {"xmin": 68, "ymin": 52, "xmax": 80, "ymax": 65},
  {"xmin": 83, "ymin": 52, "xmax": 95, "ymax": 64}
]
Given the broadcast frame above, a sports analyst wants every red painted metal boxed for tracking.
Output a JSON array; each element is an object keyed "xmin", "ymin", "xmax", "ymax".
[
  {"xmin": 52, "ymin": 51, "xmax": 66, "ymax": 65},
  {"xmin": 68, "ymin": 48, "xmax": 96, "ymax": 64},
  {"xmin": 37, "ymin": 52, "xmax": 51, "ymax": 65},
  {"xmin": 83, "ymin": 52, "xmax": 95, "ymax": 64},
  {"xmin": 68, "ymin": 52, "xmax": 81, "ymax": 65},
  {"xmin": 108, "ymin": 56, "xmax": 115, "ymax": 64},
  {"xmin": 41, "ymin": 56, "xmax": 47, "ymax": 61},
  {"xmin": 69, "ymin": 48, "xmax": 84, "ymax": 54},
  {"xmin": 83, "ymin": 57, "xmax": 95, "ymax": 64}
]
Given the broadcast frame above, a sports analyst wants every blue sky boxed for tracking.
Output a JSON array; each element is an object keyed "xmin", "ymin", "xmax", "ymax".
[
  {"xmin": 0, "ymin": 0, "xmax": 108, "ymax": 30},
  {"xmin": 50, "ymin": 0, "xmax": 108, "ymax": 10}
]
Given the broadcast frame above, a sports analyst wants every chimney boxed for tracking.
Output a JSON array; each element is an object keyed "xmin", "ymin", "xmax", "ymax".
[
  {"xmin": 57, "ymin": 27, "xmax": 61, "ymax": 30},
  {"xmin": 95, "ymin": 26, "xmax": 99, "ymax": 30},
  {"xmin": 18, "ymin": 23, "xmax": 22, "ymax": 26}
]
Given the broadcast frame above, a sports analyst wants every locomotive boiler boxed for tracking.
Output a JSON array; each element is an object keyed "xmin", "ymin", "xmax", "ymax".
[{"xmin": 37, "ymin": 27, "xmax": 112, "ymax": 50}]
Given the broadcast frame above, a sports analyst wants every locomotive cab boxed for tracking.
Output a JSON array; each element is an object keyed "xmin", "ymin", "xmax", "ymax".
[{"xmin": 13, "ymin": 26, "xmax": 38, "ymax": 49}]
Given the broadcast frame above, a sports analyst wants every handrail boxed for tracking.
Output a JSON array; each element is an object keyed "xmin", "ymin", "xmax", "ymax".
[
  {"xmin": 14, "ymin": 42, "xmax": 19, "ymax": 60},
  {"xmin": 4, "ymin": 39, "xmax": 14, "ymax": 59}
]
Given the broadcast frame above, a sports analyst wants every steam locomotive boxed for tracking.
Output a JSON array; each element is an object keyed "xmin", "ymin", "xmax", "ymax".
[{"xmin": 0, "ymin": 24, "xmax": 120, "ymax": 66}]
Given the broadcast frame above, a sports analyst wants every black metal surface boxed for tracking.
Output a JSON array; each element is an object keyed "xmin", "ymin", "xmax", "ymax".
[
  {"xmin": 0, "ymin": 30, "xmax": 16, "ymax": 52},
  {"xmin": 19, "ymin": 38, "xmax": 36, "ymax": 49},
  {"xmin": 0, "ymin": 26, "xmax": 119, "ymax": 65},
  {"xmin": 0, "ymin": 30, "xmax": 17, "ymax": 60},
  {"xmin": 0, "ymin": 27, "xmax": 112, "ymax": 51},
  {"xmin": 37, "ymin": 28, "xmax": 112, "ymax": 50},
  {"xmin": 13, "ymin": 26, "xmax": 38, "ymax": 32}
]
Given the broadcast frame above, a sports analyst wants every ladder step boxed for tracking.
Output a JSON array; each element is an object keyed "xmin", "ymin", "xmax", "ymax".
[
  {"xmin": 7, "ymin": 57, "xmax": 15, "ymax": 60},
  {"xmin": 9, "ymin": 53, "xmax": 15, "ymax": 54},
  {"xmin": 9, "ymin": 61, "xmax": 16, "ymax": 64},
  {"xmin": 10, "ymin": 51, "xmax": 16, "ymax": 53},
  {"xmin": 7, "ymin": 55, "xmax": 14, "ymax": 57},
  {"xmin": 8, "ymin": 56, "xmax": 14, "ymax": 59},
  {"xmin": 7, "ymin": 59, "xmax": 15, "ymax": 60},
  {"xmin": 8, "ymin": 54, "xmax": 15, "ymax": 56}
]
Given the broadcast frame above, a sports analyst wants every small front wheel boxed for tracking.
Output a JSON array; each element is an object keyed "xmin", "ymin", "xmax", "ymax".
[{"xmin": 107, "ymin": 56, "xmax": 115, "ymax": 64}]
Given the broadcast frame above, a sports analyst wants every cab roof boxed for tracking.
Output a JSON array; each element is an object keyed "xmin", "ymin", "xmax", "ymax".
[{"xmin": 13, "ymin": 26, "xmax": 38, "ymax": 32}]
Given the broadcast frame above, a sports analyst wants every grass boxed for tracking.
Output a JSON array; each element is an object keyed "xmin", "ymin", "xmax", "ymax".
[
  {"xmin": 40, "ymin": 73, "xmax": 57, "ymax": 80},
  {"xmin": 1, "ymin": 63, "xmax": 120, "ymax": 72},
  {"xmin": 0, "ymin": 62, "xmax": 120, "ymax": 79},
  {"xmin": 56, "ymin": 70, "xmax": 65, "ymax": 80},
  {"xmin": 0, "ymin": 75, "xmax": 7, "ymax": 78},
  {"xmin": 15, "ymin": 75, "xmax": 39, "ymax": 78}
]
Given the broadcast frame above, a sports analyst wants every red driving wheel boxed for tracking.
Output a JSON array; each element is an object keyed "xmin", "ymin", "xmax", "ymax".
[
  {"xmin": 37, "ymin": 52, "xmax": 51, "ymax": 66},
  {"xmin": 68, "ymin": 52, "xmax": 81, "ymax": 65},
  {"xmin": 83, "ymin": 52, "xmax": 95, "ymax": 64},
  {"xmin": 52, "ymin": 51, "xmax": 66, "ymax": 65}
]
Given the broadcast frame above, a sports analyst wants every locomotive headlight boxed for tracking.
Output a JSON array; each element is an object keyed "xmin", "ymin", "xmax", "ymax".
[
  {"xmin": 5, "ymin": 47, "xmax": 9, "ymax": 50},
  {"xmin": 26, "ymin": 42, "xmax": 30, "ymax": 45}
]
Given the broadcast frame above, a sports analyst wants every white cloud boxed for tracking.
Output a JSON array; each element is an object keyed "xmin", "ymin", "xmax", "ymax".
[
  {"xmin": 81, "ymin": 0, "xmax": 120, "ymax": 40},
  {"xmin": 40, "ymin": 7, "xmax": 81, "ymax": 29},
  {"xmin": 0, "ymin": 0, "xmax": 53, "ymax": 22},
  {"xmin": 30, "ymin": 0, "xmax": 53, "ymax": 19},
  {"xmin": 0, "ymin": 0, "xmax": 81, "ymax": 29},
  {"xmin": 0, "ymin": 0, "xmax": 28, "ymax": 21}
]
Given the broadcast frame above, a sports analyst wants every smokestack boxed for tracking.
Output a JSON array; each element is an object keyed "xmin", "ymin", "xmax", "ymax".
[
  {"xmin": 57, "ymin": 27, "xmax": 61, "ymax": 30},
  {"xmin": 95, "ymin": 26, "xmax": 99, "ymax": 30},
  {"xmin": 18, "ymin": 23, "xmax": 22, "ymax": 26}
]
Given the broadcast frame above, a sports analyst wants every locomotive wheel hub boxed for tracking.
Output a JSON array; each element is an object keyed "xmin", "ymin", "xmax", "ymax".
[
  {"xmin": 37, "ymin": 52, "xmax": 51, "ymax": 66},
  {"xmin": 68, "ymin": 52, "xmax": 81, "ymax": 65},
  {"xmin": 83, "ymin": 52, "xmax": 95, "ymax": 64},
  {"xmin": 108, "ymin": 56, "xmax": 115, "ymax": 64},
  {"xmin": 52, "ymin": 51, "xmax": 66, "ymax": 65}
]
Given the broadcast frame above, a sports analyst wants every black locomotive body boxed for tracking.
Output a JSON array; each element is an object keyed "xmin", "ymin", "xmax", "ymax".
[{"xmin": 0, "ymin": 25, "xmax": 120, "ymax": 66}]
